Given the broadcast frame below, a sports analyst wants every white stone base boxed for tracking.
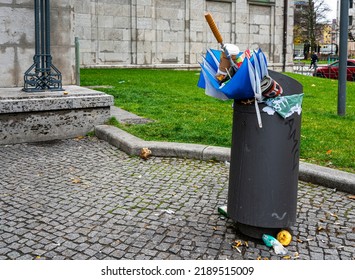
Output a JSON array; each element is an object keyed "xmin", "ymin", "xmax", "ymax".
[{"xmin": 0, "ymin": 86, "xmax": 113, "ymax": 145}]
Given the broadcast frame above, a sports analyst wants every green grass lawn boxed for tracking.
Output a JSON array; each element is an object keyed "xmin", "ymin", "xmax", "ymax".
[{"xmin": 81, "ymin": 68, "xmax": 355, "ymax": 173}]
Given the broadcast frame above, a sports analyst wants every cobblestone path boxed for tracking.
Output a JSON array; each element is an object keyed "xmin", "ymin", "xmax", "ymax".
[{"xmin": 0, "ymin": 137, "xmax": 354, "ymax": 260}]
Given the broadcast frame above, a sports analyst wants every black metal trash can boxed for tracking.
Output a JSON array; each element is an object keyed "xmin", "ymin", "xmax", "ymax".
[{"xmin": 227, "ymin": 71, "xmax": 303, "ymax": 239}]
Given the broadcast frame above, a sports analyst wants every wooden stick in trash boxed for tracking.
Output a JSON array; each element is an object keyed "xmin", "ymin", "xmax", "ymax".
[
  {"xmin": 204, "ymin": 12, "xmax": 238, "ymax": 71},
  {"xmin": 205, "ymin": 13, "xmax": 223, "ymax": 44}
]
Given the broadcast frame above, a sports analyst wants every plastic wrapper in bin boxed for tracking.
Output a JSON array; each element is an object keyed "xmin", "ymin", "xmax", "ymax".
[{"xmin": 197, "ymin": 48, "xmax": 269, "ymax": 101}]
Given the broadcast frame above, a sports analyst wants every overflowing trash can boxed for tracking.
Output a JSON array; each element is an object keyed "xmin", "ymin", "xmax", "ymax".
[
  {"xmin": 227, "ymin": 71, "xmax": 303, "ymax": 238},
  {"xmin": 198, "ymin": 13, "xmax": 304, "ymax": 239}
]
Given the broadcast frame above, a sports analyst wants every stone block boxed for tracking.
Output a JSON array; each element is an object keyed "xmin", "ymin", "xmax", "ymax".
[
  {"xmin": 98, "ymin": 15, "xmax": 114, "ymax": 28},
  {"xmin": 157, "ymin": 19, "xmax": 170, "ymax": 30},
  {"xmin": 81, "ymin": 52, "xmax": 96, "ymax": 65},
  {"xmin": 162, "ymin": 31, "xmax": 178, "ymax": 42},
  {"xmin": 138, "ymin": 0, "xmax": 152, "ymax": 5},
  {"xmin": 147, "ymin": 141, "xmax": 206, "ymax": 160},
  {"xmin": 113, "ymin": 17, "xmax": 131, "ymax": 29},
  {"xmin": 0, "ymin": 7, "xmax": 34, "ymax": 45},
  {"xmin": 0, "ymin": 48, "xmax": 15, "ymax": 83},
  {"xmin": 113, "ymin": 41, "xmax": 130, "ymax": 54},
  {"xmin": 75, "ymin": 13, "xmax": 92, "ymax": 28},
  {"xmin": 99, "ymin": 40, "xmax": 115, "ymax": 53},
  {"xmin": 0, "ymin": 0, "xmax": 14, "ymax": 4},
  {"xmin": 74, "ymin": 1, "xmax": 91, "ymax": 14},
  {"xmin": 136, "ymin": 49, "xmax": 152, "ymax": 65},
  {"xmin": 171, "ymin": 20, "xmax": 185, "ymax": 31},
  {"xmin": 103, "ymin": 52, "xmax": 129, "ymax": 64},
  {"xmin": 51, "ymin": 0, "xmax": 72, "ymax": 8},
  {"xmin": 104, "ymin": 29, "xmax": 123, "ymax": 41},
  {"xmin": 137, "ymin": 18, "xmax": 152, "ymax": 30},
  {"xmin": 51, "ymin": 46, "xmax": 75, "ymax": 85},
  {"xmin": 136, "ymin": 6, "xmax": 145, "ymax": 18},
  {"xmin": 202, "ymin": 146, "xmax": 230, "ymax": 162},
  {"xmin": 190, "ymin": 20, "xmax": 204, "ymax": 33},
  {"xmin": 190, "ymin": 0, "xmax": 204, "ymax": 11},
  {"xmin": 0, "ymin": 86, "xmax": 113, "ymax": 145}
]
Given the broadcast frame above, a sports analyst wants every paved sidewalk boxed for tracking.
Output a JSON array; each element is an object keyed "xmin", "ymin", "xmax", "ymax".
[
  {"xmin": 107, "ymin": 109, "xmax": 355, "ymax": 195},
  {"xmin": 0, "ymin": 137, "xmax": 354, "ymax": 260}
]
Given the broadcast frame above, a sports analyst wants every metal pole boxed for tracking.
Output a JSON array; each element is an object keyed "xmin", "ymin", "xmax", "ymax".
[
  {"xmin": 282, "ymin": 0, "xmax": 288, "ymax": 72},
  {"xmin": 40, "ymin": 0, "xmax": 45, "ymax": 73},
  {"xmin": 75, "ymin": 37, "xmax": 80, "ymax": 86},
  {"xmin": 45, "ymin": 0, "xmax": 51, "ymax": 72},
  {"xmin": 34, "ymin": 0, "xmax": 40, "ymax": 72},
  {"xmin": 338, "ymin": 0, "xmax": 348, "ymax": 116},
  {"xmin": 23, "ymin": 0, "xmax": 63, "ymax": 92}
]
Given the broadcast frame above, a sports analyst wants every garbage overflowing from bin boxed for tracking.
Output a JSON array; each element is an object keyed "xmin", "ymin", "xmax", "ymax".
[
  {"xmin": 198, "ymin": 13, "xmax": 304, "ymax": 248},
  {"xmin": 198, "ymin": 13, "xmax": 304, "ymax": 127}
]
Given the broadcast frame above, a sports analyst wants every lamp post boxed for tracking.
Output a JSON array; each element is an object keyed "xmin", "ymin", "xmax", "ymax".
[
  {"xmin": 338, "ymin": 0, "xmax": 349, "ymax": 116},
  {"xmin": 23, "ymin": 0, "xmax": 63, "ymax": 92}
]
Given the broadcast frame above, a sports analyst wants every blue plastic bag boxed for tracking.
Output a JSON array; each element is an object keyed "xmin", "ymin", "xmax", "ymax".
[{"xmin": 198, "ymin": 48, "xmax": 269, "ymax": 101}]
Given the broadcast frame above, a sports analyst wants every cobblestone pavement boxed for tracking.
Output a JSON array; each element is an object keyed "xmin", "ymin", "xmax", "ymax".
[{"xmin": 0, "ymin": 137, "xmax": 354, "ymax": 260}]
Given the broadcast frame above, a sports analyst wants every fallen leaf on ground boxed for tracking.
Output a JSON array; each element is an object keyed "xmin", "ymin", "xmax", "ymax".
[
  {"xmin": 71, "ymin": 178, "xmax": 82, "ymax": 184},
  {"xmin": 256, "ymin": 256, "xmax": 270, "ymax": 260},
  {"xmin": 317, "ymin": 226, "xmax": 324, "ymax": 232},
  {"xmin": 140, "ymin": 147, "xmax": 151, "ymax": 160}
]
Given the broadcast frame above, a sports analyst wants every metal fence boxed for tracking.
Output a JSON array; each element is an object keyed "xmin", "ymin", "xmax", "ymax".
[{"xmin": 293, "ymin": 61, "xmax": 315, "ymax": 76}]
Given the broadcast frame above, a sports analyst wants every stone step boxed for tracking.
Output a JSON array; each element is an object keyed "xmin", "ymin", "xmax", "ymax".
[{"xmin": 0, "ymin": 86, "xmax": 113, "ymax": 145}]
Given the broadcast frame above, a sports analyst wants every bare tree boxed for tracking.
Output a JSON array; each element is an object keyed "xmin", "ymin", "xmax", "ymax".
[
  {"xmin": 349, "ymin": 21, "xmax": 355, "ymax": 42},
  {"xmin": 294, "ymin": 0, "xmax": 331, "ymax": 52}
]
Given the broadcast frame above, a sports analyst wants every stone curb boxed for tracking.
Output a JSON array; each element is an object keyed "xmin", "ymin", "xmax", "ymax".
[{"xmin": 95, "ymin": 125, "xmax": 355, "ymax": 194}]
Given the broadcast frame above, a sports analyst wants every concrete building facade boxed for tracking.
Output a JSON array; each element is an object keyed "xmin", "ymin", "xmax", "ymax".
[
  {"xmin": 1, "ymin": 0, "xmax": 294, "ymax": 87},
  {"xmin": 332, "ymin": 0, "xmax": 355, "ymax": 57},
  {"xmin": 0, "ymin": 0, "xmax": 74, "ymax": 88}
]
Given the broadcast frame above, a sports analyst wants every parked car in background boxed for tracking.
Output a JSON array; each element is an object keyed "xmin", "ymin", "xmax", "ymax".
[
  {"xmin": 313, "ymin": 59, "xmax": 355, "ymax": 81},
  {"xmin": 319, "ymin": 43, "xmax": 338, "ymax": 55}
]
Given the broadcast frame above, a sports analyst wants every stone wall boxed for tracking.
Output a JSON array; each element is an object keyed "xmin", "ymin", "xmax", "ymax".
[
  {"xmin": 0, "ymin": 0, "xmax": 75, "ymax": 88},
  {"xmin": 73, "ymin": 0, "xmax": 241, "ymax": 67},
  {"xmin": 235, "ymin": 0, "xmax": 294, "ymax": 68},
  {"xmin": 73, "ymin": 0, "xmax": 294, "ymax": 71},
  {"xmin": 0, "ymin": 0, "xmax": 294, "ymax": 87}
]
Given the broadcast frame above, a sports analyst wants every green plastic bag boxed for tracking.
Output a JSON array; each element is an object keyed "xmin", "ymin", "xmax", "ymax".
[{"xmin": 263, "ymin": 93, "xmax": 304, "ymax": 119}]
